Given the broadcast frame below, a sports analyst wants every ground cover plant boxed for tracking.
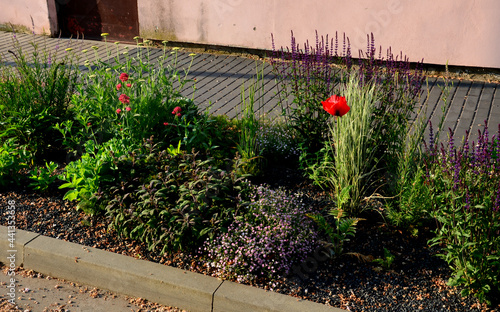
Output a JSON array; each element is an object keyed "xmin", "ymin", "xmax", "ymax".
[{"xmin": 1, "ymin": 30, "xmax": 499, "ymax": 310}]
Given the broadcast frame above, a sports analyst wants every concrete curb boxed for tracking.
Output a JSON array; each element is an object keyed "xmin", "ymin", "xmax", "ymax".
[{"xmin": 0, "ymin": 226, "xmax": 346, "ymax": 312}]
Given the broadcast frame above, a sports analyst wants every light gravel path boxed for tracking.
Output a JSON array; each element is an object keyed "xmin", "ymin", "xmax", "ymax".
[{"xmin": 1, "ymin": 265, "xmax": 187, "ymax": 312}]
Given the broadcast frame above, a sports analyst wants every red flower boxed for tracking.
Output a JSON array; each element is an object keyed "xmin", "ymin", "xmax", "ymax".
[
  {"xmin": 119, "ymin": 94, "xmax": 130, "ymax": 104},
  {"xmin": 119, "ymin": 73, "xmax": 129, "ymax": 82},
  {"xmin": 171, "ymin": 106, "xmax": 182, "ymax": 115},
  {"xmin": 321, "ymin": 95, "xmax": 350, "ymax": 117},
  {"xmin": 163, "ymin": 122, "xmax": 169, "ymax": 126},
  {"xmin": 126, "ymin": 83, "xmax": 131, "ymax": 88},
  {"xmin": 176, "ymin": 113, "xmax": 181, "ymax": 117},
  {"xmin": 116, "ymin": 83, "xmax": 122, "ymax": 91},
  {"xmin": 87, "ymin": 122, "xmax": 91, "ymax": 126},
  {"xmin": 125, "ymin": 106, "xmax": 131, "ymax": 112},
  {"xmin": 116, "ymin": 108, "xmax": 122, "ymax": 114}
]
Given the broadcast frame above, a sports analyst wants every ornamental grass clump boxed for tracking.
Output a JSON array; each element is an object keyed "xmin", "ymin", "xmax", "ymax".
[
  {"xmin": 201, "ymin": 184, "xmax": 319, "ymax": 282},
  {"xmin": 309, "ymin": 73, "xmax": 380, "ymax": 216},
  {"xmin": 425, "ymin": 124, "xmax": 500, "ymax": 305}
]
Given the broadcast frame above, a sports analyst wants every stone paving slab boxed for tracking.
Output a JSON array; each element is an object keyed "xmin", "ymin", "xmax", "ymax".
[{"xmin": 1, "ymin": 30, "xmax": 498, "ymax": 143}]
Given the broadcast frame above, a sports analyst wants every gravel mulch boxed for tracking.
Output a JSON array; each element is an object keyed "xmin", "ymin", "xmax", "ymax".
[{"xmin": 1, "ymin": 167, "xmax": 499, "ymax": 312}]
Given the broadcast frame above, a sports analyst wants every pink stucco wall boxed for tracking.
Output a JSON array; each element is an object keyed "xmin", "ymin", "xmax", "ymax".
[
  {"xmin": 0, "ymin": 0, "xmax": 56, "ymax": 36},
  {"xmin": 138, "ymin": 0, "xmax": 500, "ymax": 69}
]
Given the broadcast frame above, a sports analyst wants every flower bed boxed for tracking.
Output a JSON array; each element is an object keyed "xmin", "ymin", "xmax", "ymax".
[{"xmin": 0, "ymin": 32, "xmax": 499, "ymax": 311}]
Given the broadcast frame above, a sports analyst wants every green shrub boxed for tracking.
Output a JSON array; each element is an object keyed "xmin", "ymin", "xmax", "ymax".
[
  {"xmin": 65, "ymin": 43, "xmax": 199, "ymax": 151},
  {"xmin": 0, "ymin": 138, "xmax": 31, "ymax": 187},
  {"xmin": 425, "ymin": 125, "xmax": 500, "ymax": 305},
  {"xmin": 102, "ymin": 140, "xmax": 251, "ymax": 253},
  {"xmin": 28, "ymin": 161, "xmax": 59, "ymax": 192},
  {"xmin": 0, "ymin": 36, "xmax": 79, "ymax": 161},
  {"xmin": 59, "ymin": 138, "xmax": 137, "ymax": 216}
]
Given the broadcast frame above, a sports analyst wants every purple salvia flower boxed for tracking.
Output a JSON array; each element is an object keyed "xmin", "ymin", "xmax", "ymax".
[
  {"xmin": 334, "ymin": 31, "xmax": 339, "ymax": 57},
  {"xmin": 452, "ymin": 150, "xmax": 462, "ymax": 191},
  {"xmin": 448, "ymin": 128, "xmax": 455, "ymax": 159},
  {"xmin": 470, "ymin": 141, "xmax": 479, "ymax": 175},
  {"xmin": 464, "ymin": 188, "xmax": 471, "ymax": 210},
  {"xmin": 428, "ymin": 120, "xmax": 436, "ymax": 158}
]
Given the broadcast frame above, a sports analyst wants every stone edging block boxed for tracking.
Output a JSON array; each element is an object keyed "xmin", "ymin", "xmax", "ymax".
[{"xmin": 0, "ymin": 226, "xmax": 345, "ymax": 312}]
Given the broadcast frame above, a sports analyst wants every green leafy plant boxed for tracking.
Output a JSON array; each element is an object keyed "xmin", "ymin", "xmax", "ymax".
[
  {"xmin": 0, "ymin": 35, "xmax": 79, "ymax": 161},
  {"xmin": 28, "ymin": 161, "xmax": 59, "ymax": 192},
  {"xmin": 385, "ymin": 73, "xmax": 452, "ymax": 227},
  {"xmin": 59, "ymin": 138, "xmax": 136, "ymax": 216},
  {"xmin": 102, "ymin": 139, "xmax": 251, "ymax": 253},
  {"xmin": 307, "ymin": 206, "xmax": 362, "ymax": 258},
  {"xmin": 425, "ymin": 125, "xmax": 500, "ymax": 305},
  {"xmin": 0, "ymin": 138, "xmax": 32, "ymax": 187},
  {"xmin": 255, "ymin": 116, "xmax": 300, "ymax": 166},
  {"xmin": 307, "ymin": 186, "xmax": 363, "ymax": 257},
  {"xmin": 372, "ymin": 247, "xmax": 395, "ymax": 271},
  {"xmin": 65, "ymin": 40, "xmax": 199, "ymax": 153}
]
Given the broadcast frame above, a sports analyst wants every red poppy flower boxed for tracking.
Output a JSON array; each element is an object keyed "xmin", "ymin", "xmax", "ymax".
[
  {"xmin": 119, "ymin": 94, "xmax": 130, "ymax": 104},
  {"xmin": 171, "ymin": 106, "xmax": 182, "ymax": 115},
  {"xmin": 119, "ymin": 73, "xmax": 129, "ymax": 82},
  {"xmin": 322, "ymin": 95, "xmax": 350, "ymax": 117},
  {"xmin": 116, "ymin": 83, "xmax": 122, "ymax": 91}
]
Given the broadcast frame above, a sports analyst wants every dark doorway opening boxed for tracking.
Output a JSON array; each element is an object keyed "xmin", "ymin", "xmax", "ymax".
[{"xmin": 55, "ymin": 0, "xmax": 139, "ymax": 42}]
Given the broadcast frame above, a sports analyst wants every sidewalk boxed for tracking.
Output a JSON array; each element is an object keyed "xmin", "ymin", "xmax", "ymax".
[{"xmin": 1, "ymin": 30, "xmax": 498, "ymax": 143}]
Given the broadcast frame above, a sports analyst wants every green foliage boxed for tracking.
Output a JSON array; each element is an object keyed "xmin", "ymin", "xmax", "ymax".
[
  {"xmin": 0, "ymin": 138, "xmax": 32, "ymax": 187},
  {"xmin": 28, "ymin": 161, "xmax": 59, "ymax": 192},
  {"xmin": 60, "ymin": 41, "xmax": 199, "ymax": 155},
  {"xmin": 0, "ymin": 37, "xmax": 79, "ymax": 160},
  {"xmin": 424, "ymin": 125, "xmax": 500, "ymax": 305},
  {"xmin": 102, "ymin": 140, "xmax": 251, "ymax": 253},
  {"xmin": 385, "ymin": 165, "xmax": 433, "ymax": 227},
  {"xmin": 385, "ymin": 76, "xmax": 452, "ymax": 227},
  {"xmin": 59, "ymin": 138, "xmax": 135, "ymax": 216},
  {"xmin": 429, "ymin": 201, "xmax": 500, "ymax": 305},
  {"xmin": 235, "ymin": 66, "xmax": 265, "ymax": 176},
  {"xmin": 307, "ymin": 193, "xmax": 362, "ymax": 258},
  {"xmin": 372, "ymin": 248, "xmax": 395, "ymax": 270}
]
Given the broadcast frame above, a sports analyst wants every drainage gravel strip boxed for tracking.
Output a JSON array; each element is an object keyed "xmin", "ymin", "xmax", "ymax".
[{"xmin": 0, "ymin": 225, "xmax": 344, "ymax": 312}]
